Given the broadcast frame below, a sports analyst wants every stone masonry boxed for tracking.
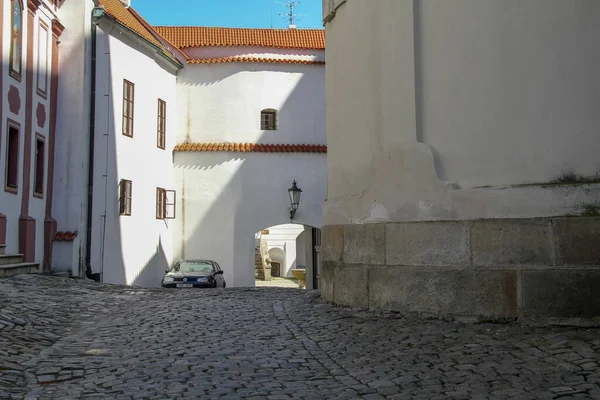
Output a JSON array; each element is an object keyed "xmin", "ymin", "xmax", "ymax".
[{"xmin": 321, "ymin": 216, "xmax": 600, "ymax": 326}]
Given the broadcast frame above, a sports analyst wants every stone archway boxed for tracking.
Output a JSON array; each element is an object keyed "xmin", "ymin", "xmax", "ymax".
[{"xmin": 253, "ymin": 223, "xmax": 321, "ymax": 288}]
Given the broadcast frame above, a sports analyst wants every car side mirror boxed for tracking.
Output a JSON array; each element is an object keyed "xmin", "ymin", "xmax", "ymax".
[{"xmin": 165, "ymin": 269, "xmax": 169, "ymax": 274}]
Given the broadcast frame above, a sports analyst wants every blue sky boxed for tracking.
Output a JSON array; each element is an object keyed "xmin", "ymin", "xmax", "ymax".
[{"xmin": 134, "ymin": 0, "xmax": 323, "ymax": 29}]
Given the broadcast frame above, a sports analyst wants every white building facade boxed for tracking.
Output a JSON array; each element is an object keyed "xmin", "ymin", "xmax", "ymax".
[
  {"xmin": 51, "ymin": 0, "xmax": 183, "ymax": 286},
  {"xmin": 2, "ymin": 0, "xmax": 326, "ymax": 288},
  {"xmin": 321, "ymin": 0, "xmax": 600, "ymax": 324},
  {"xmin": 153, "ymin": 27, "xmax": 326, "ymax": 288}
]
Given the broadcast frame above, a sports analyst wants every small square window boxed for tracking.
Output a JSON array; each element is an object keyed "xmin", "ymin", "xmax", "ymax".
[
  {"xmin": 156, "ymin": 187, "xmax": 176, "ymax": 219},
  {"xmin": 261, "ymin": 109, "xmax": 277, "ymax": 130}
]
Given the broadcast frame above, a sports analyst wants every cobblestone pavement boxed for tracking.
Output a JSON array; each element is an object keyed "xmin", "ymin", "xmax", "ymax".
[{"xmin": 0, "ymin": 275, "xmax": 599, "ymax": 399}]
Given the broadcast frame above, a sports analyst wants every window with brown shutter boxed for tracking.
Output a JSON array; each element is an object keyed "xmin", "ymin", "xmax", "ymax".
[
  {"xmin": 34, "ymin": 135, "xmax": 45, "ymax": 197},
  {"xmin": 157, "ymin": 99, "xmax": 166, "ymax": 149},
  {"xmin": 156, "ymin": 188, "xmax": 176, "ymax": 220},
  {"xmin": 119, "ymin": 179, "xmax": 132, "ymax": 215},
  {"xmin": 156, "ymin": 187, "xmax": 165, "ymax": 219},
  {"xmin": 122, "ymin": 80, "xmax": 135, "ymax": 137}
]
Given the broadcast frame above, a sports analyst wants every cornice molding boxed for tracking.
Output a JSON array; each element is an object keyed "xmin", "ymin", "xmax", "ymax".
[
  {"xmin": 51, "ymin": 19, "xmax": 65, "ymax": 38},
  {"xmin": 27, "ymin": 0, "xmax": 41, "ymax": 14},
  {"xmin": 322, "ymin": 0, "xmax": 347, "ymax": 25}
]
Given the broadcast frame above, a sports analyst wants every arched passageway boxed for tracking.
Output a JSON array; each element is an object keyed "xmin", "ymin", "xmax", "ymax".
[{"xmin": 254, "ymin": 223, "xmax": 322, "ymax": 289}]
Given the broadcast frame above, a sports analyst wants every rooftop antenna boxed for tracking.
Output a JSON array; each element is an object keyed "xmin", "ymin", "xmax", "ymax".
[{"xmin": 275, "ymin": 0, "xmax": 306, "ymax": 28}]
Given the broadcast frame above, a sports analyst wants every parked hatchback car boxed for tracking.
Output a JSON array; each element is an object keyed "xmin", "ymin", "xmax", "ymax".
[{"xmin": 162, "ymin": 260, "xmax": 226, "ymax": 289}]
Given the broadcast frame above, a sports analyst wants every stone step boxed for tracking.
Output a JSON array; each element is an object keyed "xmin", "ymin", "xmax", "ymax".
[
  {"xmin": 0, "ymin": 262, "xmax": 40, "ymax": 278},
  {"xmin": 0, "ymin": 254, "xmax": 24, "ymax": 265},
  {"xmin": 0, "ymin": 244, "xmax": 5, "ymax": 255}
]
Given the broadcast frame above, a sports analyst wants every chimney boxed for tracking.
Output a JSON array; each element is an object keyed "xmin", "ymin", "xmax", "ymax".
[{"xmin": 289, "ymin": 24, "xmax": 297, "ymax": 29}]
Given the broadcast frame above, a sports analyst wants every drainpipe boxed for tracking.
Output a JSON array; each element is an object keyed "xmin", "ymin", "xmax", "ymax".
[{"xmin": 84, "ymin": 7, "xmax": 104, "ymax": 282}]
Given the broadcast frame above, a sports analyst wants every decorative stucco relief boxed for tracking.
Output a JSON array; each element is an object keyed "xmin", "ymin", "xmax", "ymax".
[
  {"xmin": 8, "ymin": 85, "xmax": 21, "ymax": 115},
  {"xmin": 36, "ymin": 102, "xmax": 46, "ymax": 128}
]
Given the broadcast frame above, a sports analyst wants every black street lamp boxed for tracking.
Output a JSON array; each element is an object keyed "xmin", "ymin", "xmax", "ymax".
[{"xmin": 288, "ymin": 180, "xmax": 302, "ymax": 221}]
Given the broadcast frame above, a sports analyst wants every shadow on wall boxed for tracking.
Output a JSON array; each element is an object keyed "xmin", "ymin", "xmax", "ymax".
[
  {"xmin": 175, "ymin": 68, "xmax": 326, "ymax": 288},
  {"xmin": 177, "ymin": 63, "xmax": 324, "ymax": 145},
  {"xmin": 88, "ymin": 24, "xmax": 127, "ymax": 286},
  {"xmin": 88, "ymin": 25, "xmax": 172, "ymax": 288}
]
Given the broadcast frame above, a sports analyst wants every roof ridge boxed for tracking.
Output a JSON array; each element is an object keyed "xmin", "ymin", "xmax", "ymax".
[
  {"xmin": 153, "ymin": 26, "xmax": 325, "ymax": 50},
  {"xmin": 95, "ymin": 0, "xmax": 183, "ymax": 67},
  {"xmin": 154, "ymin": 25, "xmax": 324, "ymax": 30}
]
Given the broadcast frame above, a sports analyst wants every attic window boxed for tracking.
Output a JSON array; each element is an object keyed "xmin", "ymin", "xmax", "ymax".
[{"xmin": 261, "ymin": 109, "xmax": 278, "ymax": 130}]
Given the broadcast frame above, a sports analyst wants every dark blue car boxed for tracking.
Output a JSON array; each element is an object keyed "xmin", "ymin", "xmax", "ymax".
[{"xmin": 162, "ymin": 260, "xmax": 226, "ymax": 289}]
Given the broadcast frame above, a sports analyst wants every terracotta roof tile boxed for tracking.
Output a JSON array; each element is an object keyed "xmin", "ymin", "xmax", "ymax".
[
  {"xmin": 153, "ymin": 27, "xmax": 325, "ymax": 50},
  {"xmin": 174, "ymin": 143, "xmax": 327, "ymax": 153},
  {"xmin": 96, "ymin": 0, "xmax": 181, "ymax": 66},
  {"xmin": 187, "ymin": 56, "xmax": 324, "ymax": 65}
]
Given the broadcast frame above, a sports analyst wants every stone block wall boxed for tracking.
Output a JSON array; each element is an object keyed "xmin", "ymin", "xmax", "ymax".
[{"xmin": 321, "ymin": 217, "xmax": 600, "ymax": 326}]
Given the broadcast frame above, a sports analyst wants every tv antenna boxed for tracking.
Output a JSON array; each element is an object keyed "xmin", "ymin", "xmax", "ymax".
[{"xmin": 275, "ymin": 0, "xmax": 306, "ymax": 28}]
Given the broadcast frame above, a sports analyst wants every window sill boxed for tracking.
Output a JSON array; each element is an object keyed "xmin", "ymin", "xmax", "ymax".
[
  {"xmin": 33, "ymin": 191, "xmax": 44, "ymax": 199},
  {"xmin": 4, "ymin": 185, "xmax": 18, "ymax": 195},
  {"xmin": 9, "ymin": 70, "xmax": 22, "ymax": 82},
  {"xmin": 36, "ymin": 88, "xmax": 48, "ymax": 100}
]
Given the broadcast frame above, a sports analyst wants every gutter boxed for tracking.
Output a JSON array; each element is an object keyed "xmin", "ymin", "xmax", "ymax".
[{"xmin": 85, "ymin": 7, "xmax": 104, "ymax": 282}]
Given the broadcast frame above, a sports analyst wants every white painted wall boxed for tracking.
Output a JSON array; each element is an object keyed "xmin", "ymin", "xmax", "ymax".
[
  {"xmin": 184, "ymin": 46, "xmax": 324, "ymax": 62},
  {"xmin": 323, "ymin": 0, "xmax": 600, "ymax": 225},
  {"xmin": 260, "ymin": 223, "xmax": 307, "ymax": 277},
  {"xmin": 177, "ymin": 61, "xmax": 325, "ymax": 145},
  {"xmin": 174, "ymin": 152, "xmax": 326, "ymax": 288},
  {"xmin": 89, "ymin": 18, "xmax": 178, "ymax": 287},
  {"xmin": 416, "ymin": 0, "xmax": 600, "ymax": 188},
  {"xmin": 52, "ymin": 0, "xmax": 94, "ymax": 274}
]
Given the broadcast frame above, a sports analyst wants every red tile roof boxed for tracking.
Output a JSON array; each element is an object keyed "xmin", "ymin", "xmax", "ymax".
[
  {"xmin": 187, "ymin": 57, "xmax": 324, "ymax": 65},
  {"xmin": 54, "ymin": 231, "xmax": 78, "ymax": 242},
  {"xmin": 96, "ymin": 0, "xmax": 181, "ymax": 66},
  {"xmin": 174, "ymin": 143, "xmax": 327, "ymax": 153},
  {"xmin": 153, "ymin": 27, "xmax": 325, "ymax": 50}
]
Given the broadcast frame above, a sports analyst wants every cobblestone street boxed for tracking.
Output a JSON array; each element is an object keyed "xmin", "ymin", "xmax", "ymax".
[{"xmin": 0, "ymin": 275, "xmax": 599, "ymax": 399}]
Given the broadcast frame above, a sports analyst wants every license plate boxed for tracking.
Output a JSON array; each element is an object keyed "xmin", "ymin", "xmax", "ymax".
[{"xmin": 176, "ymin": 284, "xmax": 193, "ymax": 288}]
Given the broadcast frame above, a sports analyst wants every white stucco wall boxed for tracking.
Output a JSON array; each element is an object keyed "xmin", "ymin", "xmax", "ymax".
[
  {"xmin": 89, "ymin": 19, "xmax": 178, "ymax": 287},
  {"xmin": 416, "ymin": 0, "xmax": 600, "ymax": 188},
  {"xmin": 323, "ymin": 0, "xmax": 600, "ymax": 225},
  {"xmin": 260, "ymin": 223, "xmax": 308, "ymax": 278},
  {"xmin": 184, "ymin": 46, "xmax": 324, "ymax": 62},
  {"xmin": 52, "ymin": 0, "xmax": 94, "ymax": 273},
  {"xmin": 177, "ymin": 61, "xmax": 325, "ymax": 146},
  {"xmin": 174, "ymin": 152, "xmax": 326, "ymax": 288}
]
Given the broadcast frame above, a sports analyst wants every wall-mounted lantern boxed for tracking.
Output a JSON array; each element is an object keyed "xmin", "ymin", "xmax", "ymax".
[{"xmin": 288, "ymin": 180, "xmax": 302, "ymax": 221}]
